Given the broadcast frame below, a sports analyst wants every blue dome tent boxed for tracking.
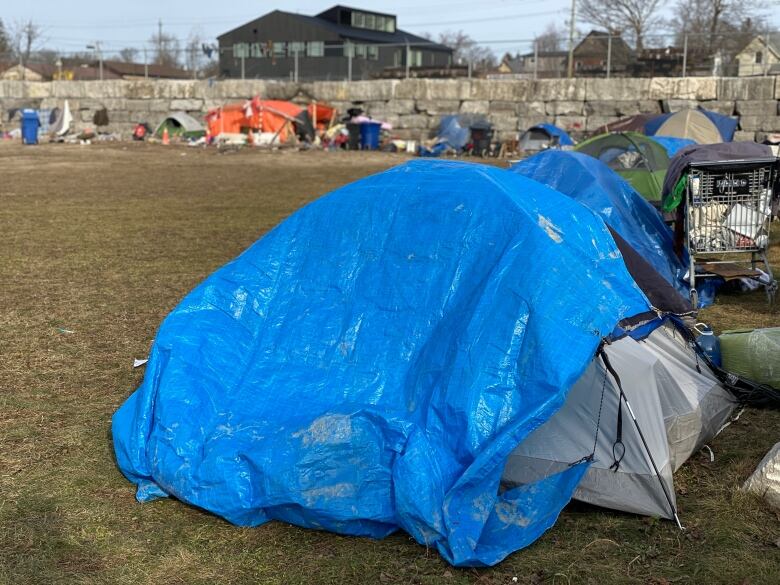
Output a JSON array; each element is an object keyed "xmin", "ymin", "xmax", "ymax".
[{"xmin": 112, "ymin": 160, "xmax": 653, "ymax": 567}]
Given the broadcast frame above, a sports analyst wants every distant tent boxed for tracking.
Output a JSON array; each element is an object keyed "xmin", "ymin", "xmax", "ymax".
[
  {"xmin": 594, "ymin": 113, "xmax": 659, "ymax": 135},
  {"xmin": 574, "ymin": 132, "xmax": 670, "ymax": 202},
  {"xmin": 652, "ymin": 136, "xmax": 696, "ymax": 157},
  {"xmin": 518, "ymin": 123, "xmax": 573, "ymax": 152},
  {"xmin": 205, "ymin": 99, "xmax": 314, "ymax": 142},
  {"xmin": 155, "ymin": 111, "xmax": 205, "ymax": 139},
  {"xmin": 503, "ymin": 321, "xmax": 735, "ymax": 520},
  {"xmin": 646, "ymin": 109, "xmax": 731, "ymax": 144}
]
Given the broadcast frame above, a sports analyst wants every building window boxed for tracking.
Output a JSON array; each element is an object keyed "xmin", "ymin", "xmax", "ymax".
[
  {"xmin": 289, "ymin": 41, "xmax": 305, "ymax": 55},
  {"xmin": 349, "ymin": 10, "xmax": 395, "ymax": 32},
  {"xmin": 307, "ymin": 41, "xmax": 324, "ymax": 57},
  {"xmin": 250, "ymin": 43, "xmax": 266, "ymax": 58},
  {"xmin": 394, "ymin": 50, "xmax": 402, "ymax": 67},
  {"xmin": 756, "ymin": 51, "xmax": 763, "ymax": 64},
  {"xmin": 367, "ymin": 45, "xmax": 379, "ymax": 60},
  {"xmin": 409, "ymin": 50, "xmax": 423, "ymax": 67},
  {"xmin": 273, "ymin": 42, "xmax": 287, "ymax": 57},
  {"xmin": 344, "ymin": 41, "xmax": 353, "ymax": 58},
  {"xmin": 233, "ymin": 43, "xmax": 250, "ymax": 58}
]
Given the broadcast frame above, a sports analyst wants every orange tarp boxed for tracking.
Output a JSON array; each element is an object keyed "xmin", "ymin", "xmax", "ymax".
[{"xmin": 205, "ymin": 98, "xmax": 335, "ymax": 142}]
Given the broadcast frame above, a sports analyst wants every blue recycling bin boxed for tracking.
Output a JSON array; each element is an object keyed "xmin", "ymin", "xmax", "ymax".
[
  {"xmin": 359, "ymin": 121, "xmax": 382, "ymax": 150},
  {"xmin": 21, "ymin": 109, "xmax": 41, "ymax": 145}
]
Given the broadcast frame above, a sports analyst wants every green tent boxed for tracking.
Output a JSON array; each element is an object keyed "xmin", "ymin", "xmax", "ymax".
[{"xmin": 574, "ymin": 132, "xmax": 670, "ymax": 202}]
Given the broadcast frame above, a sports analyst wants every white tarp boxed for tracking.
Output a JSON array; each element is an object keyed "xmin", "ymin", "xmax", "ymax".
[{"xmin": 743, "ymin": 442, "xmax": 780, "ymax": 511}]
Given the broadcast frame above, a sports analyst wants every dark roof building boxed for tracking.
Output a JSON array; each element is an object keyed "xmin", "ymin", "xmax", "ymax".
[
  {"xmin": 573, "ymin": 30, "xmax": 634, "ymax": 77},
  {"xmin": 217, "ymin": 5, "xmax": 454, "ymax": 80}
]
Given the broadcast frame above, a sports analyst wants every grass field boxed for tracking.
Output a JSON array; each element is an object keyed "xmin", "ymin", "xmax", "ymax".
[{"xmin": 1, "ymin": 143, "xmax": 778, "ymax": 585}]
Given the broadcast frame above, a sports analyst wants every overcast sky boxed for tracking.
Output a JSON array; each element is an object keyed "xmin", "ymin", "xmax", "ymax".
[{"xmin": 3, "ymin": 0, "xmax": 779, "ymax": 58}]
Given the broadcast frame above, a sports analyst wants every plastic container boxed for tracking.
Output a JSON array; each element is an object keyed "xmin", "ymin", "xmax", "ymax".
[
  {"xmin": 470, "ymin": 122, "xmax": 493, "ymax": 157},
  {"xmin": 21, "ymin": 109, "xmax": 41, "ymax": 145},
  {"xmin": 720, "ymin": 327, "xmax": 780, "ymax": 389},
  {"xmin": 359, "ymin": 121, "xmax": 382, "ymax": 150},
  {"xmin": 346, "ymin": 123, "xmax": 361, "ymax": 150},
  {"xmin": 694, "ymin": 323, "xmax": 722, "ymax": 367}
]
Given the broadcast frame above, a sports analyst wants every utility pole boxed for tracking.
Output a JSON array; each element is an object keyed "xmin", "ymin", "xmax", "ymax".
[
  {"xmin": 567, "ymin": 0, "xmax": 576, "ymax": 78},
  {"xmin": 158, "ymin": 18, "xmax": 163, "ymax": 65}
]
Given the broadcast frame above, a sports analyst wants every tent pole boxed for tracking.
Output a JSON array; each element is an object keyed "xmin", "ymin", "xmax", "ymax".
[{"xmin": 600, "ymin": 349, "xmax": 684, "ymax": 530}]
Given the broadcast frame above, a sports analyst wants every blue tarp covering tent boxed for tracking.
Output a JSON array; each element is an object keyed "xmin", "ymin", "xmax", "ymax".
[
  {"xmin": 530, "ymin": 123, "xmax": 574, "ymax": 146},
  {"xmin": 510, "ymin": 150, "xmax": 716, "ymax": 307},
  {"xmin": 651, "ymin": 136, "xmax": 696, "ymax": 157},
  {"xmin": 112, "ymin": 160, "xmax": 653, "ymax": 567}
]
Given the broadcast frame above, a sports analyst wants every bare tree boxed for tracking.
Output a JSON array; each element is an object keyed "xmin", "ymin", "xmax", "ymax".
[
  {"xmin": 436, "ymin": 30, "xmax": 496, "ymax": 69},
  {"xmin": 184, "ymin": 29, "xmax": 204, "ymax": 74},
  {"xmin": 670, "ymin": 0, "xmax": 766, "ymax": 59},
  {"xmin": 10, "ymin": 19, "xmax": 44, "ymax": 65},
  {"xmin": 0, "ymin": 19, "xmax": 10, "ymax": 57},
  {"xmin": 536, "ymin": 22, "xmax": 564, "ymax": 53},
  {"xmin": 118, "ymin": 47, "xmax": 139, "ymax": 63},
  {"xmin": 149, "ymin": 29, "xmax": 180, "ymax": 68},
  {"xmin": 578, "ymin": 0, "xmax": 663, "ymax": 50}
]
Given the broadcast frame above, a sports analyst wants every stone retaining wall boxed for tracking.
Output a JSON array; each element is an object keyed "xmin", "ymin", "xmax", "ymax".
[{"xmin": 1, "ymin": 77, "xmax": 779, "ymax": 141}]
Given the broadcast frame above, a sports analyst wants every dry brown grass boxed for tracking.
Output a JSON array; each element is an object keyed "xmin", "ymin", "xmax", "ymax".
[{"xmin": 0, "ymin": 143, "xmax": 778, "ymax": 585}]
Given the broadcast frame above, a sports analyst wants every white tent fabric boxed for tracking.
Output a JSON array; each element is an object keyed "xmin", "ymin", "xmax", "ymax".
[
  {"xmin": 502, "ymin": 323, "xmax": 735, "ymax": 519},
  {"xmin": 49, "ymin": 100, "xmax": 72, "ymax": 136},
  {"xmin": 655, "ymin": 110, "xmax": 723, "ymax": 144},
  {"xmin": 155, "ymin": 111, "xmax": 204, "ymax": 135}
]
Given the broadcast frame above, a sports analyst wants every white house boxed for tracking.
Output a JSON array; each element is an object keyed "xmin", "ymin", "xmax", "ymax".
[{"xmin": 735, "ymin": 35, "xmax": 780, "ymax": 77}]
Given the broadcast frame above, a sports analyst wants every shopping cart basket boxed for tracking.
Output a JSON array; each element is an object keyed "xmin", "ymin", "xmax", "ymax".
[{"xmin": 684, "ymin": 157, "xmax": 778, "ymax": 307}]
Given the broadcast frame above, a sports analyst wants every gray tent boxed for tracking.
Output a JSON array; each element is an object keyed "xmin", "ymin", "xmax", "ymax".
[
  {"xmin": 155, "ymin": 111, "xmax": 205, "ymax": 138},
  {"xmin": 503, "ymin": 323, "xmax": 735, "ymax": 521}
]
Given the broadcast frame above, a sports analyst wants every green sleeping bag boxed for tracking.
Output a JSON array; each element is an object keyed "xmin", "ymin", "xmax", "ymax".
[{"xmin": 720, "ymin": 328, "xmax": 780, "ymax": 389}]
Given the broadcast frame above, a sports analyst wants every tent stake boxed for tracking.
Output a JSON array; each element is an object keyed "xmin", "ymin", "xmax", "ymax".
[{"xmin": 599, "ymin": 349, "xmax": 685, "ymax": 531}]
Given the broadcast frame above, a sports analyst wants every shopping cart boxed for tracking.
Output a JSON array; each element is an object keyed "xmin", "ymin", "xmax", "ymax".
[{"xmin": 684, "ymin": 157, "xmax": 778, "ymax": 308}]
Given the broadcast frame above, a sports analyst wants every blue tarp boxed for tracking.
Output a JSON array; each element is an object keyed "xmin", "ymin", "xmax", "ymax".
[
  {"xmin": 651, "ymin": 136, "xmax": 696, "ymax": 157},
  {"xmin": 112, "ymin": 160, "xmax": 652, "ymax": 566},
  {"xmin": 644, "ymin": 108, "xmax": 738, "ymax": 142},
  {"xmin": 529, "ymin": 123, "xmax": 574, "ymax": 146},
  {"xmin": 699, "ymin": 108, "xmax": 738, "ymax": 141},
  {"xmin": 510, "ymin": 150, "xmax": 716, "ymax": 307}
]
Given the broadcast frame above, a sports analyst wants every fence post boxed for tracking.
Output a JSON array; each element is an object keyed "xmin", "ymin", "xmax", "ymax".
[
  {"xmin": 533, "ymin": 39, "xmax": 538, "ymax": 80},
  {"xmin": 405, "ymin": 41, "xmax": 411, "ymax": 79},
  {"xmin": 294, "ymin": 48, "xmax": 299, "ymax": 83},
  {"xmin": 682, "ymin": 34, "xmax": 688, "ymax": 78},
  {"xmin": 764, "ymin": 30, "xmax": 770, "ymax": 77},
  {"xmin": 347, "ymin": 42, "xmax": 352, "ymax": 81},
  {"xmin": 606, "ymin": 34, "xmax": 612, "ymax": 79},
  {"xmin": 144, "ymin": 47, "xmax": 148, "ymax": 79}
]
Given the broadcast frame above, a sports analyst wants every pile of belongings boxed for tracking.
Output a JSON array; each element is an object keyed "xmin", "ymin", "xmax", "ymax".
[
  {"xmin": 662, "ymin": 142, "xmax": 778, "ymax": 253},
  {"xmin": 419, "ymin": 115, "xmax": 492, "ymax": 157},
  {"xmin": 113, "ymin": 155, "xmax": 775, "ymax": 567}
]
